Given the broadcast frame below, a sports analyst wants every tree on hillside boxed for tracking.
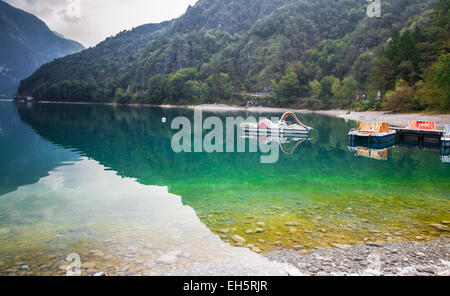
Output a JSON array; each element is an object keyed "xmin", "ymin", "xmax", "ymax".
[
  {"xmin": 206, "ymin": 73, "xmax": 232, "ymax": 101},
  {"xmin": 273, "ymin": 70, "xmax": 300, "ymax": 103},
  {"xmin": 353, "ymin": 52, "xmax": 374, "ymax": 86},
  {"xmin": 332, "ymin": 78, "xmax": 344, "ymax": 98},
  {"xmin": 416, "ymin": 53, "xmax": 450, "ymax": 112},
  {"xmin": 370, "ymin": 57, "xmax": 396, "ymax": 100},
  {"xmin": 433, "ymin": 53, "xmax": 450, "ymax": 89},
  {"xmin": 319, "ymin": 75, "xmax": 338, "ymax": 100},
  {"xmin": 289, "ymin": 61, "xmax": 310, "ymax": 96},
  {"xmin": 383, "ymin": 79, "xmax": 420, "ymax": 112},
  {"xmin": 167, "ymin": 68, "xmax": 198, "ymax": 102},
  {"xmin": 382, "ymin": 30, "xmax": 422, "ymax": 85},
  {"xmin": 433, "ymin": 0, "xmax": 450, "ymax": 29},
  {"xmin": 309, "ymin": 79, "xmax": 321, "ymax": 99},
  {"xmin": 342, "ymin": 76, "xmax": 358, "ymax": 100}
]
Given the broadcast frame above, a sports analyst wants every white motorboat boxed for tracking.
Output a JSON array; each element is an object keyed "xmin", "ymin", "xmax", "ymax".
[{"xmin": 240, "ymin": 112, "xmax": 313, "ymax": 136}]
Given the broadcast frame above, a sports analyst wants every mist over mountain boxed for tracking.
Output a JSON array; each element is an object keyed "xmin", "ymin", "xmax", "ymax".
[{"xmin": 0, "ymin": 0, "xmax": 84, "ymax": 97}]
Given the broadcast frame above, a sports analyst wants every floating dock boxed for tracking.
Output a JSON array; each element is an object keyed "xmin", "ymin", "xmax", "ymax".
[
  {"xmin": 390, "ymin": 121, "xmax": 447, "ymax": 148},
  {"xmin": 350, "ymin": 121, "xmax": 448, "ymax": 148},
  {"xmin": 349, "ymin": 122, "xmax": 450, "ymax": 162}
]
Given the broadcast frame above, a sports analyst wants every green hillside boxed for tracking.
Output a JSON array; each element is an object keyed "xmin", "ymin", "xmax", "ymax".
[{"xmin": 17, "ymin": 0, "xmax": 449, "ymax": 112}]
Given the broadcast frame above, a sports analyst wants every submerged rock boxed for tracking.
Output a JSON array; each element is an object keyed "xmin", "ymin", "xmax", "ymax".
[
  {"xmin": 181, "ymin": 252, "xmax": 191, "ymax": 258},
  {"xmin": 82, "ymin": 262, "xmax": 97, "ymax": 270},
  {"xmin": 0, "ymin": 228, "xmax": 10, "ymax": 235},
  {"xmin": 143, "ymin": 243, "xmax": 154, "ymax": 249},
  {"xmin": 285, "ymin": 222, "xmax": 300, "ymax": 227},
  {"xmin": 156, "ymin": 254, "xmax": 178, "ymax": 265},
  {"xmin": 415, "ymin": 266, "xmax": 437, "ymax": 275},
  {"xmin": 251, "ymin": 247, "xmax": 262, "ymax": 253},
  {"xmin": 89, "ymin": 250, "xmax": 104, "ymax": 258},
  {"xmin": 332, "ymin": 243, "xmax": 351, "ymax": 250},
  {"xmin": 167, "ymin": 250, "xmax": 182, "ymax": 257},
  {"xmin": 232, "ymin": 235, "xmax": 246, "ymax": 243},
  {"xmin": 437, "ymin": 270, "xmax": 450, "ymax": 276},
  {"xmin": 366, "ymin": 241, "xmax": 385, "ymax": 247},
  {"xmin": 430, "ymin": 224, "xmax": 449, "ymax": 232}
]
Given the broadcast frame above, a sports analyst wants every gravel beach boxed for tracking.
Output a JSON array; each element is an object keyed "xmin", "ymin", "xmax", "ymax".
[{"xmin": 264, "ymin": 237, "xmax": 450, "ymax": 276}]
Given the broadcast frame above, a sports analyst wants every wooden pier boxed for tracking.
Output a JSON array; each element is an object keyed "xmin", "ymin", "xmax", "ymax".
[{"xmin": 391, "ymin": 127, "xmax": 445, "ymax": 147}]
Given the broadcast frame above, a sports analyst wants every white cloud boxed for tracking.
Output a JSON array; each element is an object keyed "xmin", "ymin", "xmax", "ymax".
[{"xmin": 5, "ymin": 0, "xmax": 198, "ymax": 47}]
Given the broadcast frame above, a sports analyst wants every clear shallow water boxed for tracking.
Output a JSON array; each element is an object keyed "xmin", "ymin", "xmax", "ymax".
[{"xmin": 0, "ymin": 101, "xmax": 449, "ymax": 275}]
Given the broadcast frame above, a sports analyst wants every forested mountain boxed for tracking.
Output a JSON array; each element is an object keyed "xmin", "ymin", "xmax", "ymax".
[
  {"xmin": 0, "ymin": 0, "xmax": 84, "ymax": 97},
  {"xmin": 17, "ymin": 0, "xmax": 449, "ymax": 112}
]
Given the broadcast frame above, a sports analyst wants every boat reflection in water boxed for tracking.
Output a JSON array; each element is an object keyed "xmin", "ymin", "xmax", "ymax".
[
  {"xmin": 243, "ymin": 132, "xmax": 310, "ymax": 155},
  {"xmin": 442, "ymin": 146, "xmax": 450, "ymax": 163},
  {"xmin": 442, "ymin": 154, "xmax": 450, "ymax": 163},
  {"xmin": 348, "ymin": 146, "xmax": 390, "ymax": 161},
  {"xmin": 348, "ymin": 139, "xmax": 395, "ymax": 161}
]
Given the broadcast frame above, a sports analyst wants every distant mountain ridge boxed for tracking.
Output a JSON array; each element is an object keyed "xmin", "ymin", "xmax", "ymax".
[
  {"xmin": 17, "ymin": 0, "xmax": 443, "ymax": 109},
  {"xmin": 0, "ymin": 0, "xmax": 84, "ymax": 97}
]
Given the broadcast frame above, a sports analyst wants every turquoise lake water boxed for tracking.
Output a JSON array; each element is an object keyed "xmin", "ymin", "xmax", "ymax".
[{"xmin": 0, "ymin": 101, "xmax": 449, "ymax": 275}]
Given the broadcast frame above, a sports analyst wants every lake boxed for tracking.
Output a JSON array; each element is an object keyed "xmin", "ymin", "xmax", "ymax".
[{"xmin": 0, "ymin": 101, "xmax": 449, "ymax": 275}]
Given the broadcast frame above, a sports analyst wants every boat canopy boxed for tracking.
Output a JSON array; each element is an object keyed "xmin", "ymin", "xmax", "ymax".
[
  {"xmin": 408, "ymin": 120, "xmax": 436, "ymax": 130},
  {"xmin": 357, "ymin": 121, "xmax": 389, "ymax": 133}
]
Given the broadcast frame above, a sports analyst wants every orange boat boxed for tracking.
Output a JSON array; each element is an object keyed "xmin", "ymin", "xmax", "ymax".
[
  {"xmin": 408, "ymin": 121, "xmax": 436, "ymax": 130},
  {"xmin": 348, "ymin": 121, "xmax": 396, "ymax": 144}
]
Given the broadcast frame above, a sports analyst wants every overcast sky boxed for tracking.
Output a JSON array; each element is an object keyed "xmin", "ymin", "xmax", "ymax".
[{"xmin": 5, "ymin": 0, "xmax": 198, "ymax": 47}]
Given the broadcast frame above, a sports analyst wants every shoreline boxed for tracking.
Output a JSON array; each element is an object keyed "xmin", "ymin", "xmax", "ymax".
[
  {"xmin": 189, "ymin": 104, "xmax": 450, "ymax": 128},
  {"xmin": 13, "ymin": 100, "xmax": 450, "ymax": 129},
  {"xmin": 264, "ymin": 237, "xmax": 450, "ymax": 276},
  {"xmin": 80, "ymin": 237, "xmax": 450, "ymax": 276}
]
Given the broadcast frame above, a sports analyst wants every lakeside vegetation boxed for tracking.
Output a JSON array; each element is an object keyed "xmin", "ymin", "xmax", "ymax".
[{"xmin": 17, "ymin": 0, "xmax": 449, "ymax": 112}]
